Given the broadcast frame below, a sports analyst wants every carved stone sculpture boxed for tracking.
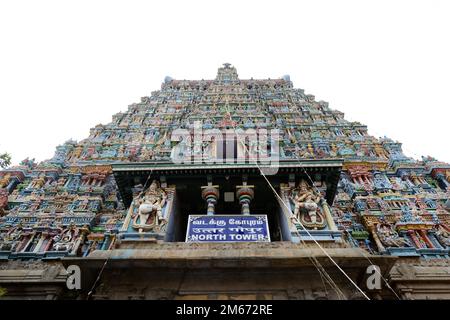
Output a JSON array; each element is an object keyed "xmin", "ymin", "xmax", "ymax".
[
  {"xmin": 290, "ymin": 180, "xmax": 326, "ymax": 230},
  {"xmin": 376, "ymin": 223, "xmax": 410, "ymax": 247},
  {"xmin": 132, "ymin": 180, "xmax": 167, "ymax": 233},
  {"xmin": 435, "ymin": 225, "xmax": 450, "ymax": 247}
]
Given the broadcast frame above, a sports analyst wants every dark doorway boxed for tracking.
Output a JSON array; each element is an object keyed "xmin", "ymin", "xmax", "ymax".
[{"xmin": 168, "ymin": 174, "xmax": 281, "ymax": 242}]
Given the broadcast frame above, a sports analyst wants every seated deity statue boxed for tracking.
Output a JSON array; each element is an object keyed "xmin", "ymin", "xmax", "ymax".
[
  {"xmin": 132, "ymin": 180, "xmax": 168, "ymax": 233},
  {"xmin": 376, "ymin": 223, "xmax": 410, "ymax": 247},
  {"xmin": 290, "ymin": 180, "xmax": 326, "ymax": 230}
]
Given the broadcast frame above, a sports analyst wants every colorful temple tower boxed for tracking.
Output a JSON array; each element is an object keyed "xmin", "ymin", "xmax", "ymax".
[{"xmin": 0, "ymin": 64, "xmax": 449, "ymax": 300}]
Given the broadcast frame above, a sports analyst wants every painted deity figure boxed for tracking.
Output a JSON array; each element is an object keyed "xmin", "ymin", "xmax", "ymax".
[
  {"xmin": 0, "ymin": 174, "xmax": 11, "ymax": 189},
  {"xmin": 390, "ymin": 177, "xmax": 403, "ymax": 191},
  {"xmin": 0, "ymin": 189, "xmax": 8, "ymax": 212},
  {"xmin": 140, "ymin": 146, "xmax": 154, "ymax": 161},
  {"xmin": 0, "ymin": 227, "xmax": 23, "ymax": 251},
  {"xmin": 373, "ymin": 172, "xmax": 391, "ymax": 189},
  {"xmin": 435, "ymin": 225, "xmax": 450, "ymax": 247},
  {"xmin": 68, "ymin": 146, "xmax": 83, "ymax": 161},
  {"xmin": 30, "ymin": 173, "xmax": 46, "ymax": 189},
  {"xmin": 133, "ymin": 180, "xmax": 168, "ymax": 233},
  {"xmin": 291, "ymin": 180, "xmax": 325, "ymax": 229},
  {"xmin": 376, "ymin": 223, "xmax": 410, "ymax": 248},
  {"xmin": 52, "ymin": 226, "xmax": 78, "ymax": 252}
]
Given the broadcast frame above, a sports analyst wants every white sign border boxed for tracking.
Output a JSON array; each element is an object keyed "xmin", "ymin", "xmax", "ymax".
[{"xmin": 185, "ymin": 214, "xmax": 271, "ymax": 243}]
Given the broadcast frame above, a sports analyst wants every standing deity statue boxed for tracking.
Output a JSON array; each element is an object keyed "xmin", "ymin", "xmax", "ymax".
[
  {"xmin": 132, "ymin": 180, "xmax": 168, "ymax": 233},
  {"xmin": 290, "ymin": 180, "xmax": 326, "ymax": 229},
  {"xmin": 30, "ymin": 173, "xmax": 46, "ymax": 189}
]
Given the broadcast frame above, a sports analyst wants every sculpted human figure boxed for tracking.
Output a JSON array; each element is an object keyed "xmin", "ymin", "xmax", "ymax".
[
  {"xmin": 52, "ymin": 227, "xmax": 76, "ymax": 251},
  {"xmin": 0, "ymin": 227, "xmax": 22, "ymax": 251},
  {"xmin": 133, "ymin": 180, "xmax": 167, "ymax": 233},
  {"xmin": 435, "ymin": 225, "xmax": 450, "ymax": 247},
  {"xmin": 140, "ymin": 146, "xmax": 154, "ymax": 160},
  {"xmin": 291, "ymin": 180, "xmax": 321, "ymax": 225},
  {"xmin": 69, "ymin": 146, "xmax": 83, "ymax": 161},
  {"xmin": 376, "ymin": 223, "xmax": 410, "ymax": 247},
  {"xmin": 31, "ymin": 173, "xmax": 46, "ymax": 189}
]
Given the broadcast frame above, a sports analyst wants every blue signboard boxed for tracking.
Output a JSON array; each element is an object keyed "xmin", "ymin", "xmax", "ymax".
[{"xmin": 186, "ymin": 215, "xmax": 271, "ymax": 243}]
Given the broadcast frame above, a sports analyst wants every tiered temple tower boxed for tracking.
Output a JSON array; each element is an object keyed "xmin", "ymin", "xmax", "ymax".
[{"xmin": 0, "ymin": 64, "xmax": 449, "ymax": 300}]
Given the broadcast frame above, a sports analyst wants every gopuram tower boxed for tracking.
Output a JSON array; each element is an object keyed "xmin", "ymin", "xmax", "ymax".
[{"xmin": 0, "ymin": 64, "xmax": 449, "ymax": 300}]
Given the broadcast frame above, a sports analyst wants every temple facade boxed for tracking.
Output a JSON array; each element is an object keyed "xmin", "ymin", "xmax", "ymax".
[{"xmin": 0, "ymin": 64, "xmax": 449, "ymax": 300}]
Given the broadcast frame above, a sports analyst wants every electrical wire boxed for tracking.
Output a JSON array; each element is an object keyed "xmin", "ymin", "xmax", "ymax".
[{"xmin": 222, "ymin": 95, "xmax": 369, "ymax": 300}]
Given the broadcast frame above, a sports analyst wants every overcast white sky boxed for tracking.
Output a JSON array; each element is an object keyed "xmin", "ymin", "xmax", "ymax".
[{"xmin": 0, "ymin": 0, "xmax": 449, "ymax": 165}]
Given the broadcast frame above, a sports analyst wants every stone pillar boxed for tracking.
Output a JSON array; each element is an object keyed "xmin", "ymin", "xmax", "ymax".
[
  {"xmin": 71, "ymin": 228, "xmax": 87, "ymax": 256},
  {"xmin": 370, "ymin": 225, "xmax": 386, "ymax": 253},
  {"xmin": 201, "ymin": 184, "xmax": 219, "ymax": 215},
  {"xmin": 407, "ymin": 230, "xmax": 421, "ymax": 248},
  {"xmin": 236, "ymin": 184, "xmax": 254, "ymax": 215},
  {"xmin": 418, "ymin": 229, "xmax": 435, "ymax": 249},
  {"xmin": 320, "ymin": 199, "xmax": 338, "ymax": 231},
  {"xmin": 101, "ymin": 235, "xmax": 110, "ymax": 250},
  {"xmin": 44, "ymin": 235, "xmax": 55, "ymax": 252},
  {"xmin": 33, "ymin": 234, "xmax": 45, "ymax": 253},
  {"xmin": 21, "ymin": 233, "xmax": 35, "ymax": 252}
]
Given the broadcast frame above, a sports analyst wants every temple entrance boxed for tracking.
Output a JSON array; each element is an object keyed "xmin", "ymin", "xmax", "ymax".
[{"xmin": 170, "ymin": 174, "xmax": 281, "ymax": 242}]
